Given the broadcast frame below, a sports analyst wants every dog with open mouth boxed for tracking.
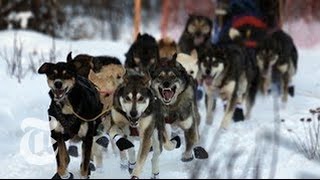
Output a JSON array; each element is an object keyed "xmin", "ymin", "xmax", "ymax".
[
  {"xmin": 151, "ymin": 54, "xmax": 208, "ymax": 162},
  {"xmin": 198, "ymin": 43, "xmax": 257, "ymax": 129},
  {"xmin": 109, "ymin": 69, "xmax": 180, "ymax": 179},
  {"xmin": 38, "ymin": 61, "xmax": 103, "ymax": 179},
  {"xmin": 65, "ymin": 52, "xmax": 128, "ymax": 171}
]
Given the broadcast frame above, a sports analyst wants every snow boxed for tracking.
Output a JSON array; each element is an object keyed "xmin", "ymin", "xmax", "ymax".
[{"xmin": 1, "ymin": 30, "xmax": 320, "ymax": 179}]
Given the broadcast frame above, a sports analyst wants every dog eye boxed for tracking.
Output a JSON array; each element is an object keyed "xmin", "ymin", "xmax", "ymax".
[
  {"xmin": 190, "ymin": 70, "xmax": 194, "ymax": 74},
  {"xmin": 125, "ymin": 95, "xmax": 131, "ymax": 101},
  {"xmin": 202, "ymin": 25, "xmax": 210, "ymax": 34},
  {"xmin": 188, "ymin": 24, "xmax": 196, "ymax": 33},
  {"xmin": 117, "ymin": 75, "xmax": 121, "ymax": 79},
  {"xmin": 137, "ymin": 96, "xmax": 144, "ymax": 102}
]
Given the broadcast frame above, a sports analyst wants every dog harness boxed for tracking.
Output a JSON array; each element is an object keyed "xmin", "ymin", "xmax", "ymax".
[{"xmin": 61, "ymin": 99, "xmax": 111, "ymax": 122}]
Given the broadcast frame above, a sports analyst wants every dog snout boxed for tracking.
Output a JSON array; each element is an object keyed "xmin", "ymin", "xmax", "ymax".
[
  {"xmin": 205, "ymin": 69, "xmax": 211, "ymax": 75},
  {"xmin": 54, "ymin": 81, "xmax": 63, "ymax": 89},
  {"xmin": 163, "ymin": 81, "xmax": 170, "ymax": 88},
  {"xmin": 195, "ymin": 31, "xmax": 202, "ymax": 36},
  {"xmin": 130, "ymin": 110, "xmax": 138, "ymax": 118}
]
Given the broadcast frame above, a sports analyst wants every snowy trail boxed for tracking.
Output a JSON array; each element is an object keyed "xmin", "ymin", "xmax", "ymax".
[{"xmin": 0, "ymin": 30, "xmax": 320, "ymax": 178}]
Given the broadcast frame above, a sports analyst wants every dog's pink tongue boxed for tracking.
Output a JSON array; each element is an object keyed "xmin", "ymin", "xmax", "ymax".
[
  {"xmin": 204, "ymin": 77, "xmax": 213, "ymax": 86},
  {"xmin": 162, "ymin": 90, "xmax": 174, "ymax": 100},
  {"xmin": 194, "ymin": 36, "xmax": 204, "ymax": 46},
  {"xmin": 55, "ymin": 89, "xmax": 64, "ymax": 96}
]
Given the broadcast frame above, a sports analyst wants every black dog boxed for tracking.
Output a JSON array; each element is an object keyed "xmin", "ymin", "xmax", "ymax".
[
  {"xmin": 38, "ymin": 62, "xmax": 103, "ymax": 179},
  {"xmin": 178, "ymin": 14, "xmax": 213, "ymax": 54},
  {"xmin": 256, "ymin": 29, "xmax": 298, "ymax": 103},
  {"xmin": 125, "ymin": 33, "xmax": 159, "ymax": 72}
]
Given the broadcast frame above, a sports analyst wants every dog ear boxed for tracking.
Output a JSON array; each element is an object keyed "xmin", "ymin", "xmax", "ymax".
[
  {"xmin": 172, "ymin": 53, "xmax": 178, "ymax": 62},
  {"xmin": 137, "ymin": 32, "xmax": 142, "ymax": 39},
  {"xmin": 66, "ymin": 52, "xmax": 72, "ymax": 62},
  {"xmin": 190, "ymin": 49, "xmax": 198, "ymax": 60},
  {"xmin": 123, "ymin": 68, "xmax": 135, "ymax": 84},
  {"xmin": 38, "ymin": 62, "xmax": 54, "ymax": 74},
  {"xmin": 141, "ymin": 70, "xmax": 151, "ymax": 87},
  {"xmin": 88, "ymin": 69, "xmax": 98, "ymax": 82}
]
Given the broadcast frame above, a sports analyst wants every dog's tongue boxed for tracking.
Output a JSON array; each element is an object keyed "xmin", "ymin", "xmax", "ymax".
[
  {"xmin": 204, "ymin": 77, "xmax": 213, "ymax": 86},
  {"xmin": 162, "ymin": 89, "xmax": 174, "ymax": 100},
  {"xmin": 194, "ymin": 36, "xmax": 204, "ymax": 46},
  {"xmin": 54, "ymin": 89, "xmax": 65, "ymax": 98}
]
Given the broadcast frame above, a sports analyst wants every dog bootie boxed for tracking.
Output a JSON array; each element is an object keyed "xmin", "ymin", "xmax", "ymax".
[
  {"xmin": 68, "ymin": 145, "xmax": 79, "ymax": 157},
  {"xmin": 151, "ymin": 172, "xmax": 159, "ymax": 179},
  {"xmin": 170, "ymin": 136, "xmax": 181, "ymax": 149},
  {"xmin": 233, "ymin": 107, "xmax": 245, "ymax": 122},
  {"xmin": 181, "ymin": 155, "xmax": 194, "ymax": 162},
  {"xmin": 128, "ymin": 162, "xmax": 136, "ymax": 174},
  {"xmin": 52, "ymin": 172, "xmax": 74, "ymax": 179},
  {"xmin": 193, "ymin": 146, "xmax": 209, "ymax": 159},
  {"xmin": 89, "ymin": 160, "xmax": 96, "ymax": 172},
  {"xmin": 288, "ymin": 85, "xmax": 294, "ymax": 97},
  {"xmin": 196, "ymin": 88, "xmax": 203, "ymax": 101},
  {"xmin": 96, "ymin": 136, "xmax": 109, "ymax": 148},
  {"xmin": 114, "ymin": 135, "xmax": 134, "ymax": 151}
]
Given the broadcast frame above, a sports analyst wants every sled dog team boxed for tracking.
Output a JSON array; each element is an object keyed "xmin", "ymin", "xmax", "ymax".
[{"xmin": 38, "ymin": 15, "xmax": 298, "ymax": 179}]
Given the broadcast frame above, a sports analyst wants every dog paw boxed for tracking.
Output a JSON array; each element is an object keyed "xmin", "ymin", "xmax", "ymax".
[
  {"xmin": 181, "ymin": 155, "xmax": 194, "ymax": 162},
  {"xmin": 288, "ymin": 86, "xmax": 294, "ymax": 97},
  {"xmin": 52, "ymin": 172, "xmax": 74, "ymax": 179},
  {"xmin": 233, "ymin": 107, "xmax": 245, "ymax": 122},
  {"xmin": 128, "ymin": 162, "xmax": 136, "ymax": 174},
  {"xmin": 170, "ymin": 136, "xmax": 181, "ymax": 149},
  {"xmin": 151, "ymin": 172, "xmax": 159, "ymax": 179},
  {"xmin": 96, "ymin": 136, "xmax": 109, "ymax": 148},
  {"xmin": 196, "ymin": 89, "xmax": 203, "ymax": 101},
  {"xmin": 193, "ymin": 146, "xmax": 209, "ymax": 159},
  {"xmin": 116, "ymin": 138, "xmax": 134, "ymax": 151},
  {"xmin": 89, "ymin": 161, "xmax": 96, "ymax": 172},
  {"xmin": 68, "ymin": 145, "xmax": 79, "ymax": 157}
]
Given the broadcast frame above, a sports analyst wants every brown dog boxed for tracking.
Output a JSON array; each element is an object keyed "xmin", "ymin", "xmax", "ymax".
[{"xmin": 158, "ymin": 37, "xmax": 178, "ymax": 59}]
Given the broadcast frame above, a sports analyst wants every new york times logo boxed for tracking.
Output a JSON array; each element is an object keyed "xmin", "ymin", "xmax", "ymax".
[{"xmin": 20, "ymin": 117, "xmax": 57, "ymax": 165}]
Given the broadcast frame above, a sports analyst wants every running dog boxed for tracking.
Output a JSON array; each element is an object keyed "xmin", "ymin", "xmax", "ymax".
[
  {"xmin": 125, "ymin": 33, "xmax": 159, "ymax": 72},
  {"xmin": 109, "ymin": 69, "xmax": 180, "ymax": 179},
  {"xmin": 198, "ymin": 44, "xmax": 257, "ymax": 129},
  {"xmin": 158, "ymin": 37, "xmax": 178, "ymax": 59},
  {"xmin": 256, "ymin": 29, "xmax": 298, "ymax": 103},
  {"xmin": 178, "ymin": 14, "xmax": 213, "ymax": 54},
  {"xmin": 176, "ymin": 49, "xmax": 199, "ymax": 80},
  {"xmin": 66, "ymin": 52, "xmax": 126, "ymax": 170},
  {"xmin": 151, "ymin": 54, "xmax": 208, "ymax": 162},
  {"xmin": 38, "ymin": 61, "xmax": 103, "ymax": 179}
]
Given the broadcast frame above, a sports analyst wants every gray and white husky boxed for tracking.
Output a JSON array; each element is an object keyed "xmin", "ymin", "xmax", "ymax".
[
  {"xmin": 151, "ymin": 54, "xmax": 208, "ymax": 162},
  {"xmin": 109, "ymin": 69, "xmax": 180, "ymax": 179}
]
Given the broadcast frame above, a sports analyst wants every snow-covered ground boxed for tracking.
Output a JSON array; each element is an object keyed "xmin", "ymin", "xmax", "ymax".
[{"xmin": 0, "ymin": 30, "xmax": 320, "ymax": 179}]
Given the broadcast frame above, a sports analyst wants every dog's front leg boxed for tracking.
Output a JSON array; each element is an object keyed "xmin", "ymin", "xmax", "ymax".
[
  {"xmin": 128, "ymin": 136, "xmax": 136, "ymax": 174},
  {"xmin": 131, "ymin": 132, "xmax": 152, "ymax": 178},
  {"xmin": 205, "ymin": 92, "xmax": 216, "ymax": 125},
  {"xmin": 220, "ymin": 81, "xmax": 236, "ymax": 129},
  {"xmin": 151, "ymin": 131, "xmax": 161, "ymax": 179},
  {"xmin": 281, "ymin": 73, "xmax": 290, "ymax": 104},
  {"xmin": 80, "ymin": 123, "xmax": 94, "ymax": 179},
  {"xmin": 51, "ymin": 132, "xmax": 72, "ymax": 179}
]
